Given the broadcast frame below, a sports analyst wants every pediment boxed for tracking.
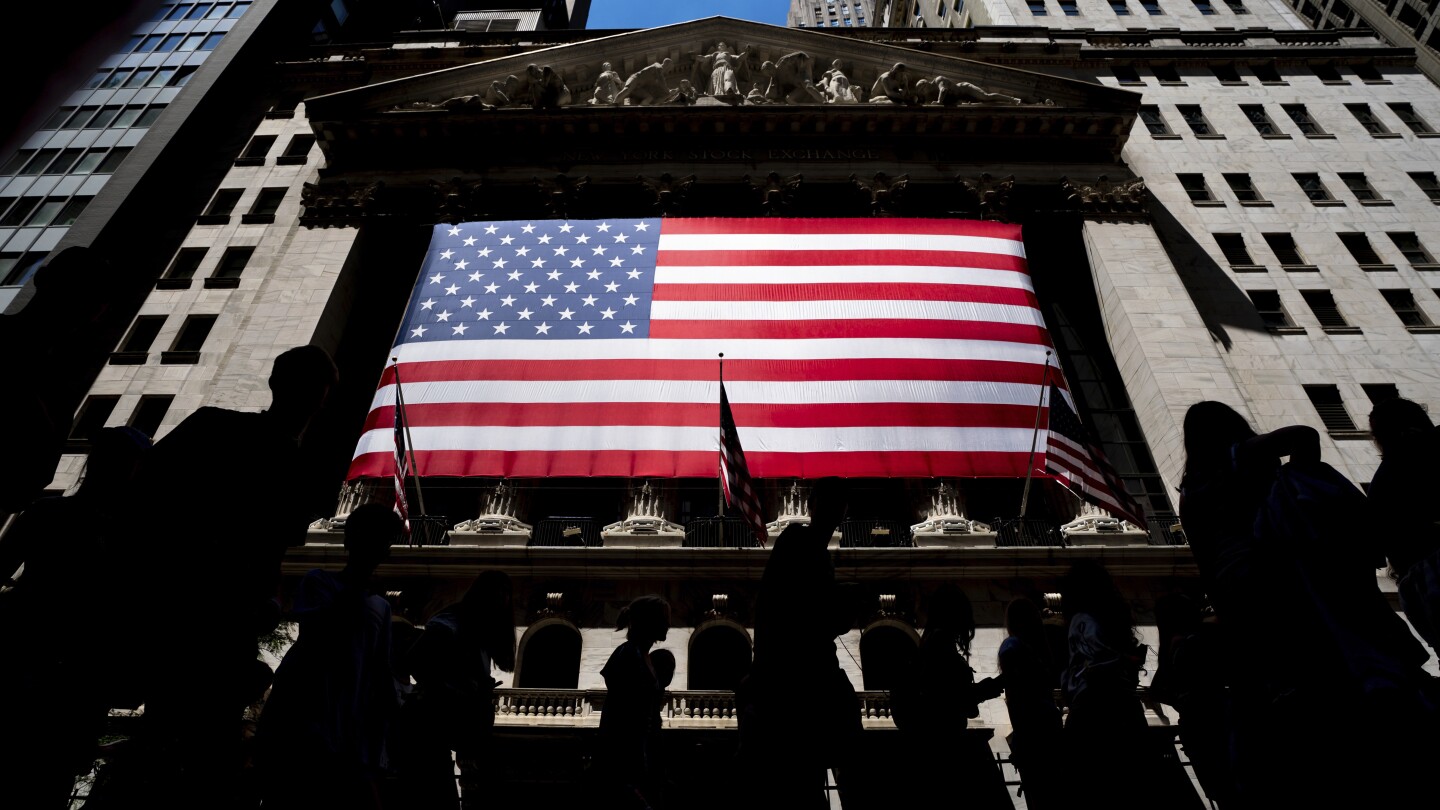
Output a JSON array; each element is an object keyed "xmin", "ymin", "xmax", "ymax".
[{"xmin": 304, "ymin": 16, "xmax": 1136, "ymax": 121}]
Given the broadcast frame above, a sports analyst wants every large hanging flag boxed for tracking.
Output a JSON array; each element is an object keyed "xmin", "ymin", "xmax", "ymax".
[
  {"xmin": 719, "ymin": 379, "xmax": 768, "ymax": 546},
  {"xmin": 347, "ymin": 218, "xmax": 1134, "ymax": 522},
  {"xmin": 1043, "ymin": 382, "xmax": 1147, "ymax": 529}
]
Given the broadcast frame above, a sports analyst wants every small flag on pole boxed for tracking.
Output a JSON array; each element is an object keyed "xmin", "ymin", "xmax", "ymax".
[
  {"xmin": 1044, "ymin": 384, "xmax": 1147, "ymax": 530},
  {"xmin": 720, "ymin": 381, "xmax": 768, "ymax": 547},
  {"xmin": 393, "ymin": 402, "xmax": 411, "ymax": 536}
]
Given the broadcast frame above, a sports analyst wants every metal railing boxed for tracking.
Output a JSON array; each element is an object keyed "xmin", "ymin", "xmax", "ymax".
[
  {"xmin": 684, "ymin": 516, "xmax": 761, "ymax": 548},
  {"xmin": 992, "ymin": 518, "xmax": 1066, "ymax": 547},
  {"xmin": 1147, "ymin": 515, "xmax": 1188, "ymax": 546},
  {"xmin": 530, "ymin": 517, "xmax": 602, "ymax": 547},
  {"xmin": 839, "ymin": 519, "xmax": 915, "ymax": 548}
]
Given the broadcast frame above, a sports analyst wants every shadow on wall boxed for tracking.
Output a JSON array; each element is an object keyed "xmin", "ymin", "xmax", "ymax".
[{"xmin": 1147, "ymin": 199, "xmax": 1272, "ymax": 352}]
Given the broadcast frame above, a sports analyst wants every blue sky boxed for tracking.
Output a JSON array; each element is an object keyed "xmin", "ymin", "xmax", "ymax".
[{"xmin": 587, "ymin": 1, "xmax": 788, "ymax": 29}]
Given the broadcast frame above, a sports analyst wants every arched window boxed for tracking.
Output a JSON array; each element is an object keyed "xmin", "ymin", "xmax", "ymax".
[
  {"xmin": 514, "ymin": 618, "xmax": 582, "ymax": 688},
  {"xmin": 858, "ymin": 620, "xmax": 920, "ymax": 691},
  {"xmin": 686, "ymin": 620, "xmax": 752, "ymax": 691}
]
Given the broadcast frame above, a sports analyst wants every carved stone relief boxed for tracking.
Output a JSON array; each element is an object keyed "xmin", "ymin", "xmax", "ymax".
[
  {"xmin": 851, "ymin": 171, "xmax": 909, "ymax": 216},
  {"xmin": 744, "ymin": 172, "xmax": 803, "ymax": 216},
  {"xmin": 300, "ymin": 180, "xmax": 384, "ymax": 227},
  {"xmin": 1061, "ymin": 174, "xmax": 1149, "ymax": 217},
  {"xmin": 638, "ymin": 173, "xmax": 697, "ymax": 217},
  {"xmin": 534, "ymin": 174, "xmax": 589, "ymax": 218},
  {"xmin": 956, "ymin": 172, "xmax": 1015, "ymax": 222}
]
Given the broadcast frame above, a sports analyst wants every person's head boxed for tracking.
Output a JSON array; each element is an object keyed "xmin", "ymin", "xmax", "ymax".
[
  {"xmin": 807, "ymin": 478, "xmax": 849, "ymax": 535},
  {"xmin": 832, "ymin": 59, "xmax": 843, "ymax": 70},
  {"xmin": 268, "ymin": 345, "xmax": 338, "ymax": 433},
  {"xmin": 1060, "ymin": 560, "xmax": 1136, "ymax": 643},
  {"xmin": 77, "ymin": 426, "xmax": 151, "ymax": 501},
  {"xmin": 926, "ymin": 583, "xmax": 976, "ymax": 655},
  {"xmin": 1004, "ymin": 596, "xmax": 1044, "ymax": 644},
  {"xmin": 651, "ymin": 648, "xmax": 676, "ymax": 689},
  {"xmin": 617, "ymin": 594, "xmax": 670, "ymax": 645},
  {"xmin": 602, "ymin": 61, "xmax": 612, "ymax": 71},
  {"xmin": 343, "ymin": 503, "xmax": 401, "ymax": 576},
  {"xmin": 891, "ymin": 63, "xmax": 908, "ymax": 77},
  {"xmin": 1183, "ymin": 400, "xmax": 1256, "ymax": 476},
  {"xmin": 462, "ymin": 570, "xmax": 516, "ymax": 672},
  {"xmin": 1369, "ymin": 397, "xmax": 1433, "ymax": 456}
]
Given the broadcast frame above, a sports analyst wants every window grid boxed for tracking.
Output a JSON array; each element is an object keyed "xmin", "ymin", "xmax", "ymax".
[
  {"xmin": 1409, "ymin": 172, "xmax": 1440, "ymax": 201},
  {"xmin": 1347, "ymin": 104, "xmax": 1393, "ymax": 135},
  {"xmin": 1388, "ymin": 232, "xmax": 1436, "ymax": 265},
  {"xmin": 1338, "ymin": 173, "xmax": 1384, "ymax": 203},
  {"xmin": 1388, "ymin": 103, "xmax": 1434, "ymax": 134},
  {"xmin": 1215, "ymin": 233, "xmax": 1260, "ymax": 268},
  {"xmin": 1282, "ymin": 104, "xmax": 1327, "ymax": 136},
  {"xmin": 1263, "ymin": 233, "xmax": 1310, "ymax": 268},
  {"xmin": 1138, "ymin": 106, "xmax": 1174, "ymax": 136},
  {"xmin": 1248, "ymin": 290, "xmax": 1294, "ymax": 328},
  {"xmin": 1300, "ymin": 290, "xmax": 1351, "ymax": 329},
  {"xmin": 1240, "ymin": 105, "xmax": 1282, "ymax": 136},
  {"xmin": 1380, "ymin": 290, "xmax": 1431, "ymax": 327},
  {"xmin": 68, "ymin": 396, "xmax": 120, "ymax": 445},
  {"xmin": 1338, "ymin": 233, "xmax": 1388, "ymax": 267},
  {"xmin": 1303, "ymin": 385, "xmax": 1360, "ymax": 433},
  {"xmin": 1177, "ymin": 105, "xmax": 1218, "ymax": 136},
  {"xmin": 1178, "ymin": 174, "xmax": 1216, "ymax": 203},
  {"xmin": 1293, "ymin": 173, "xmax": 1335, "ymax": 203},
  {"xmin": 1224, "ymin": 174, "xmax": 1266, "ymax": 203}
]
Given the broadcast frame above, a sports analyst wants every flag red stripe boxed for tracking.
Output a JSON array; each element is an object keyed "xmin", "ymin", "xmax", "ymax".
[
  {"xmin": 648, "ymin": 319, "xmax": 1053, "ymax": 343},
  {"xmin": 363, "ymin": 402, "xmax": 1050, "ymax": 432},
  {"xmin": 658, "ymin": 219, "xmax": 1023, "ymax": 238},
  {"xmin": 349, "ymin": 449, "xmax": 1040, "ymax": 479},
  {"xmin": 657, "ymin": 249, "xmax": 1028, "ymax": 271},
  {"xmin": 651, "ymin": 283, "xmax": 1040, "ymax": 307},
  {"xmin": 377, "ymin": 358, "xmax": 1065, "ymax": 387}
]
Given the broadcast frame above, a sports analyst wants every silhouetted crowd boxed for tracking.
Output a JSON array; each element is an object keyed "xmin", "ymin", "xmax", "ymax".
[{"xmin": 2, "ymin": 342, "xmax": 1439, "ymax": 810}]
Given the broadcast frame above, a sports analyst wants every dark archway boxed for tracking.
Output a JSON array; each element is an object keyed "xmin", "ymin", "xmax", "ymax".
[
  {"xmin": 514, "ymin": 619, "xmax": 582, "ymax": 689},
  {"xmin": 686, "ymin": 620, "xmax": 752, "ymax": 691},
  {"xmin": 859, "ymin": 620, "xmax": 920, "ymax": 691}
]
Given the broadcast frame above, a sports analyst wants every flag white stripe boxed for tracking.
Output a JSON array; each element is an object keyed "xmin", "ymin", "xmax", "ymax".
[
  {"xmin": 653, "ymin": 266, "xmax": 1035, "ymax": 289},
  {"xmin": 353, "ymin": 424, "xmax": 1037, "ymax": 456},
  {"xmin": 370, "ymin": 380, "xmax": 1051, "ymax": 409},
  {"xmin": 657, "ymin": 233, "xmax": 1027, "ymax": 256},
  {"xmin": 390, "ymin": 337, "xmax": 1052, "ymax": 364},
  {"xmin": 648, "ymin": 300, "xmax": 1044, "ymax": 324}
]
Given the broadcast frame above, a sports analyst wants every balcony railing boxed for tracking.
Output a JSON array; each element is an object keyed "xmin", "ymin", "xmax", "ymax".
[{"xmin": 491, "ymin": 688, "xmax": 896, "ymax": 727}]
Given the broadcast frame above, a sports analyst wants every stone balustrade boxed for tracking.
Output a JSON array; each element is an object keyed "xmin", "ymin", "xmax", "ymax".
[{"xmin": 491, "ymin": 688, "xmax": 894, "ymax": 728}]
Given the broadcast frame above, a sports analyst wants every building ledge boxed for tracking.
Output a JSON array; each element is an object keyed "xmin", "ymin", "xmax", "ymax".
[
  {"xmin": 1261, "ymin": 133, "xmax": 1292, "ymax": 140},
  {"xmin": 108, "ymin": 352, "xmax": 148, "ymax": 365},
  {"xmin": 1406, "ymin": 326, "xmax": 1440, "ymax": 335},
  {"xmin": 1358, "ymin": 199, "xmax": 1393, "ymax": 207},
  {"xmin": 1371, "ymin": 132, "xmax": 1403, "ymax": 139},
  {"xmin": 1310, "ymin": 199, "xmax": 1346, "ymax": 207},
  {"xmin": 154, "ymin": 277, "xmax": 193, "ymax": 290},
  {"xmin": 1321, "ymin": 326, "xmax": 1363, "ymax": 335},
  {"xmin": 1282, "ymin": 264, "xmax": 1320, "ymax": 272},
  {"xmin": 1192, "ymin": 200, "xmax": 1227, "ymax": 207},
  {"xmin": 1303, "ymin": 133, "xmax": 1336, "ymax": 139},
  {"xmin": 1328, "ymin": 429, "xmax": 1372, "ymax": 440},
  {"xmin": 1150, "ymin": 134, "xmax": 1183, "ymax": 140},
  {"xmin": 1411, "ymin": 263, "xmax": 1440, "ymax": 271},
  {"xmin": 233, "ymin": 157, "xmax": 266, "ymax": 167},
  {"xmin": 1238, "ymin": 200, "xmax": 1273, "ymax": 207},
  {"xmin": 160, "ymin": 350, "xmax": 200, "ymax": 364},
  {"xmin": 276, "ymin": 155, "xmax": 308, "ymax": 166},
  {"xmin": 203, "ymin": 276, "xmax": 241, "ymax": 289},
  {"xmin": 1359, "ymin": 264, "xmax": 1398, "ymax": 272},
  {"xmin": 241, "ymin": 213, "xmax": 277, "ymax": 225},
  {"xmin": 1230, "ymin": 264, "xmax": 1267, "ymax": 273},
  {"xmin": 1267, "ymin": 326, "xmax": 1307, "ymax": 335},
  {"xmin": 195, "ymin": 214, "xmax": 231, "ymax": 225}
]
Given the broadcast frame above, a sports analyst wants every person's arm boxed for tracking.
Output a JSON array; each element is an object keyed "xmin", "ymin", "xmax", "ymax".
[{"xmin": 1243, "ymin": 425, "xmax": 1321, "ymax": 466}]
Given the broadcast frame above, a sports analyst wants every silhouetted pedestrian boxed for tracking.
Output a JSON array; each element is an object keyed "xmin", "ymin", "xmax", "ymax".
[
  {"xmin": 993, "ymin": 597, "xmax": 1063, "ymax": 810},
  {"xmin": 1368, "ymin": 397, "xmax": 1440, "ymax": 655},
  {"xmin": 396, "ymin": 570, "xmax": 515, "ymax": 810},
  {"xmin": 597, "ymin": 595, "xmax": 671, "ymax": 809},
  {"xmin": 1150, "ymin": 595, "xmax": 1234, "ymax": 808},
  {"xmin": 738, "ymin": 479, "xmax": 861, "ymax": 809},
  {"xmin": 122, "ymin": 345, "xmax": 338, "ymax": 807},
  {"xmin": 257, "ymin": 503, "xmax": 402, "ymax": 810},
  {"xmin": 0, "ymin": 426, "xmax": 150, "ymax": 810}
]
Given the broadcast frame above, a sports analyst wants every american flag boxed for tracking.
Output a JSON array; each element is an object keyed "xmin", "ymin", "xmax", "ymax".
[
  {"xmin": 719, "ymin": 380, "xmax": 767, "ymax": 546},
  {"xmin": 1043, "ymin": 382, "xmax": 1147, "ymax": 528},
  {"xmin": 393, "ymin": 402, "xmax": 411, "ymax": 535},
  {"xmin": 347, "ymin": 218, "xmax": 1130, "ymax": 520}
]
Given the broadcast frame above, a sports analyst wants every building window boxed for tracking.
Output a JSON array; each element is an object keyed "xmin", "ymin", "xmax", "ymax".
[
  {"xmin": 277, "ymin": 134, "xmax": 316, "ymax": 165},
  {"xmin": 1380, "ymin": 290, "xmax": 1431, "ymax": 327},
  {"xmin": 1152, "ymin": 64, "xmax": 1183, "ymax": 84},
  {"xmin": 170, "ymin": 66, "xmax": 199, "ymax": 87},
  {"xmin": 1222, "ymin": 0, "xmax": 1248, "ymax": 12},
  {"xmin": 1408, "ymin": 171, "xmax": 1440, "ymax": 201},
  {"xmin": 163, "ymin": 314, "xmax": 217, "ymax": 363},
  {"xmin": 1141, "ymin": 0, "xmax": 1162, "ymax": 12},
  {"xmin": 1109, "ymin": 0, "xmax": 1132, "ymax": 14},
  {"xmin": 0, "ymin": 252, "xmax": 45, "ymax": 286},
  {"xmin": 0, "ymin": 150, "xmax": 33, "ymax": 175},
  {"xmin": 112, "ymin": 106, "xmax": 148, "ymax": 128},
  {"xmin": 160, "ymin": 247, "xmax": 207, "ymax": 289},
  {"xmin": 1112, "ymin": 65, "xmax": 1142, "ymax": 85},
  {"xmin": 1214, "ymin": 233, "xmax": 1260, "ymax": 268},
  {"xmin": 53, "ymin": 197, "xmax": 91, "ymax": 227},
  {"xmin": 1304, "ymin": 385, "xmax": 1359, "ymax": 433},
  {"xmin": 1293, "ymin": 173, "xmax": 1337, "ymax": 203},
  {"xmin": 1388, "ymin": 232, "xmax": 1437, "ymax": 266},
  {"xmin": 244, "ymin": 188, "xmax": 287, "ymax": 223},
  {"xmin": 1337, "ymin": 173, "xmax": 1385, "ymax": 203},
  {"xmin": 101, "ymin": 70, "xmax": 132, "ymax": 89},
  {"xmin": 1312, "ymin": 63, "xmax": 1346, "ymax": 83},
  {"xmin": 1224, "ymin": 173, "xmax": 1266, "ymax": 203},
  {"xmin": 207, "ymin": 246, "xmax": 254, "ymax": 288},
  {"xmin": 1178, "ymin": 174, "xmax": 1218, "ymax": 203},
  {"xmin": 113, "ymin": 315, "xmax": 167, "ymax": 362},
  {"xmin": 18, "ymin": 149, "xmax": 60, "ymax": 176},
  {"xmin": 1211, "ymin": 63, "xmax": 1243, "ymax": 84},
  {"xmin": 39, "ymin": 107, "xmax": 76, "ymax": 129},
  {"xmin": 165, "ymin": 4, "xmax": 192, "ymax": 21},
  {"xmin": 158, "ymin": 34, "xmax": 185, "ymax": 52},
  {"xmin": 72, "ymin": 150, "xmax": 107, "ymax": 175},
  {"xmin": 1353, "ymin": 62, "xmax": 1386, "ymax": 83},
  {"xmin": 185, "ymin": 4, "xmax": 213, "ymax": 21},
  {"xmin": 201, "ymin": 33, "xmax": 226, "ymax": 50},
  {"xmin": 1248, "ymin": 290, "xmax": 1295, "ymax": 329},
  {"xmin": 1346, "ymin": 104, "xmax": 1393, "ymax": 136},
  {"xmin": 1138, "ymin": 106, "xmax": 1174, "ymax": 136},
  {"xmin": 1282, "ymin": 104, "xmax": 1327, "ymax": 136},
  {"xmin": 1240, "ymin": 105, "xmax": 1282, "ymax": 136},
  {"xmin": 135, "ymin": 107, "xmax": 165, "ymax": 128},
  {"xmin": 96, "ymin": 148, "xmax": 132, "ymax": 175},
  {"xmin": 1058, "ymin": 0, "xmax": 1079, "ymax": 14},
  {"xmin": 1338, "ymin": 233, "xmax": 1389, "ymax": 268},
  {"xmin": 1191, "ymin": 0, "xmax": 1216, "ymax": 14},
  {"xmin": 24, "ymin": 198, "xmax": 69, "ymax": 227},
  {"xmin": 1250, "ymin": 62, "xmax": 1284, "ymax": 84},
  {"xmin": 149, "ymin": 67, "xmax": 177, "ymax": 88},
  {"xmin": 1263, "ymin": 233, "xmax": 1311, "ymax": 269},
  {"xmin": 86, "ymin": 107, "xmax": 125, "ymax": 129},
  {"xmin": 200, "ymin": 189, "xmax": 243, "ymax": 223},
  {"xmin": 1387, "ymin": 103, "xmax": 1434, "ymax": 134},
  {"xmin": 0, "ymin": 198, "xmax": 40, "ymax": 227},
  {"xmin": 1176, "ymin": 105, "xmax": 1219, "ymax": 136},
  {"xmin": 68, "ymin": 396, "xmax": 120, "ymax": 447},
  {"xmin": 128, "ymin": 395, "xmax": 175, "ymax": 440},
  {"xmin": 235, "ymin": 135, "xmax": 276, "ymax": 166},
  {"xmin": 1300, "ymin": 290, "xmax": 1353, "ymax": 331}
]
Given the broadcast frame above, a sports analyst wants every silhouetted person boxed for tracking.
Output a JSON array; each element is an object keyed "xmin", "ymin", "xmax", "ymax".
[
  {"xmin": 646, "ymin": 648, "xmax": 677, "ymax": 809},
  {"xmin": 1367, "ymin": 397, "xmax": 1440, "ymax": 654},
  {"xmin": 598, "ymin": 595, "xmax": 671, "ymax": 810},
  {"xmin": 993, "ymin": 597, "xmax": 1063, "ymax": 810},
  {"xmin": 1150, "ymin": 595, "xmax": 1234, "ymax": 808},
  {"xmin": 257, "ymin": 503, "xmax": 402, "ymax": 810},
  {"xmin": 894, "ymin": 584, "xmax": 1010, "ymax": 809},
  {"xmin": 399, "ymin": 570, "xmax": 515, "ymax": 810},
  {"xmin": 739, "ymin": 479, "xmax": 860, "ymax": 809},
  {"xmin": 0, "ymin": 426, "xmax": 150, "ymax": 809},
  {"xmin": 1060, "ymin": 561, "xmax": 1166, "ymax": 810},
  {"xmin": 131, "ymin": 344, "xmax": 338, "ymax": 807}
]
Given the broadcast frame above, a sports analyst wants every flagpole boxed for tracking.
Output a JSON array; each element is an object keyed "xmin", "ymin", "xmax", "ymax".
[
  {"xmin": 1018, "ymin": 350, "xmax": 1053, "ymax": 519},
  {"xmin": 392, "ymin": 357, "xmax": 429, "ymax": 519},
  {"xmin": 717, "ymin": 352, "xmax": 725, "ymax": 518}
]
